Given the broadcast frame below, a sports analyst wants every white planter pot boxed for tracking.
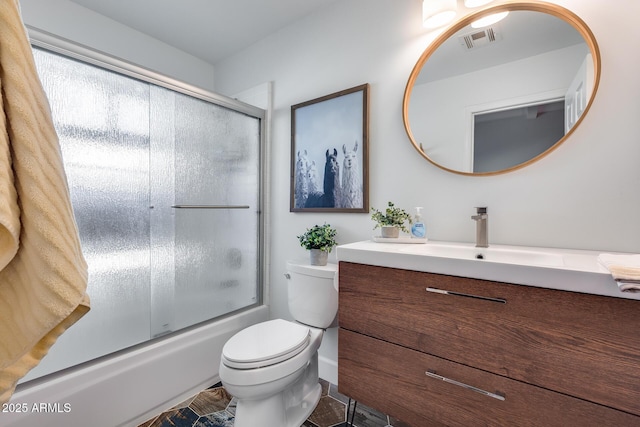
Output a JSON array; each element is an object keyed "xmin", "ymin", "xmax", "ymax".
[
  {"xmin": 309, "ymin": 249, "xmax": 329, "ymax": 266},
  {"xmin": 381, "ymin": 226, "xmax": 400, "ymax": 238}
]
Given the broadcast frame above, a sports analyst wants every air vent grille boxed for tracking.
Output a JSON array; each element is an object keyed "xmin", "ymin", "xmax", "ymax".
[{"xmin": 459, "ymin": 27, "xmax": 502, "ymax": 50}]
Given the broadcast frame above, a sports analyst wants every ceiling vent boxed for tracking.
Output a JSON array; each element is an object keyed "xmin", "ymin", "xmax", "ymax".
[{"xmin": 458, "ymin": 27, "xmax": 502, "ymax": 50}]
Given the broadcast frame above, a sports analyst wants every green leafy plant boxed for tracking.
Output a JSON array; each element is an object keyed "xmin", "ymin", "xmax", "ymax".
[
  {"xmin": 297, "ymin": 223, "xmax": 338, "ymax": 252},
  {"xmin": 371, "ymin": 202, "xmax": 413, "ymax": 233}
]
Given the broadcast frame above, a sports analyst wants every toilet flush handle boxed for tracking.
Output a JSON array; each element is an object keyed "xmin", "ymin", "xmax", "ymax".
[{"xmin": 284, "ymin": 273, "xmax": 291, "ymax": 279}]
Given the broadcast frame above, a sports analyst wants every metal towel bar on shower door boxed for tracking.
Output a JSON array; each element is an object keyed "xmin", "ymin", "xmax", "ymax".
[{"xmin": 171, "ymin": 205, "xmax": 250, "ymax": 209}]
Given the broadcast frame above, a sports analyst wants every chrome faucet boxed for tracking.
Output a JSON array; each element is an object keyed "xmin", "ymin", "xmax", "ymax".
[{"xmin": 471, "ymin": 207, "xmax": 488, "ymax": 248}]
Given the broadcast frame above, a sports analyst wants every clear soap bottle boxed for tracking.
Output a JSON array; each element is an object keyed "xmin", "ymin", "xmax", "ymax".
[{"xmin": 411, "ymin": 207, "xmax": 426, "ymax": 239}]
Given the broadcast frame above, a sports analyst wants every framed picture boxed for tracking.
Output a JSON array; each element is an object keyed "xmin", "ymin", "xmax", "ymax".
[{"xmin": 290, "ymin": 83, "xmax": 369, "ymax": 213}]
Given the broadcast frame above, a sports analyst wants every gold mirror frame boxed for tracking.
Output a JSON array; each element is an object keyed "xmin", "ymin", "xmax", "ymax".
[{"xmin": 402, "ymin": 2, "xmax": 601, "ymax": 176}]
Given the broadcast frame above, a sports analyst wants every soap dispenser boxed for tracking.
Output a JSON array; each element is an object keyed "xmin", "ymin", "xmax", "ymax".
[{"xmin": 411, "ymin": 207, "xmax": 427, "ymax": 239}]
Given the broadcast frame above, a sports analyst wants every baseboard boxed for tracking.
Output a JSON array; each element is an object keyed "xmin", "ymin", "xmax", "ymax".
[{"xmin": 319, "ymin": 354, "xmax": 338, "ymax": 386}]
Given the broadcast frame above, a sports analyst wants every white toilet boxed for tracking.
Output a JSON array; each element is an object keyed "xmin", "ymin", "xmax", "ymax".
[{"xmin": 219, "ymin": 260, "xmax": 338, "ymax": 427}]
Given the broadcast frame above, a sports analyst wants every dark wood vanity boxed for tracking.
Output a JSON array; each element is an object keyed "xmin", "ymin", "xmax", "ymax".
[{"xmin": 338, "ymin": 262, "xmax": 640, "ymax": 426}]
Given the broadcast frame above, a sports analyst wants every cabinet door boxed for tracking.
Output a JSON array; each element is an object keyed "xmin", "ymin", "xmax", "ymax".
[
  {"xmin": 338, "ymin": 262, "xmax": 640, "ymax": 416},
  {"xmin": 339, "ymin": 329, "xmax": 640, "ymax": 427}
]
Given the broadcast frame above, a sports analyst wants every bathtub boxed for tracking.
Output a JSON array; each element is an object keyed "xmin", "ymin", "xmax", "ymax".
[{"xmin": 3, "ymin": 306, "xmax": 268, "ymax": 427}]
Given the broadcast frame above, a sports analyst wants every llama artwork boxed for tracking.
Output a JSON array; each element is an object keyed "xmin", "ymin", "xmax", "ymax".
[
  {"xmin": 292, "ymin": 140, "xmax": 366, "ymax": 211},
  {"xmin": 304, "ymin": 148, "xmax": 340, "ymax": 208},
  {"xmin": 290, "ymin": 84, "xmax": 369, "ymax": 212},
  {"xmin": 306, "ymin": 160, "xmax": 320, "ymax": 194},
  {"xmin": 340, "ymin": 141, "xmax": 362, "ymax": 209},
  {"xmin": 294, "ymin": 150, "xmax": 310, "ymax": 209}
]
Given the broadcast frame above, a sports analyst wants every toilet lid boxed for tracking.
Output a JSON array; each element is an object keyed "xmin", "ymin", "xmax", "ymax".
[{"xmin": 222, "ymin": 319, "xmax": 310, "ymax": 368}]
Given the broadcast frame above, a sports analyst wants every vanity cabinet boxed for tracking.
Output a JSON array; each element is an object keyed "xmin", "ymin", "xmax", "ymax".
[{"xmin": 338, "ymin": 262, "xmax": 640, "ymax": 426}]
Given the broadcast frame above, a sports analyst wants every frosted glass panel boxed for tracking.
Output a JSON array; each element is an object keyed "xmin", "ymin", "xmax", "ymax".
[
  {"xmin": 149, "ymin": 87, "xmax": 176, "ymax": 338},
  {"xmin": 26, "ymin": 48, "xmax": 152, "ymax": 379},
  {"xmin": 173, "ymin": 94, "xmax": 260, "ymax": 330},
  {"xmin": 174, "ymin": 94, "xmax": 260, "ymax": 206},
  {"xmin": 174, "ymin": 209, "xmax": 258, "ymax": 329}
]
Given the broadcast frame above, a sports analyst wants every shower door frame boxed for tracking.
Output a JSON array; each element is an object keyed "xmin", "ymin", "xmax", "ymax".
[{"xmin": 27, "ymin": 26, "xmax": 268, "ymax": 340}]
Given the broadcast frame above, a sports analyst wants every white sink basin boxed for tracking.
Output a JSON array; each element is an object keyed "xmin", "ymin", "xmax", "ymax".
[
  {"xmin": 398, "ymin": 242, "xmax": 565, "ymax": 267},
  {"xmin": 337, "ymin": 240, "xmax": 639, "ymax": 301}
]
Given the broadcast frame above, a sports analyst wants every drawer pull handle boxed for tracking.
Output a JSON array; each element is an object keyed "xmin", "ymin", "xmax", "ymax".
[
  {"xmin": 426, "ymin": 370, "xmax": 506, "ymax": 401},
  {"xmin": 426, "ymin": 287, "xmax": 506, "ymax": 304}
]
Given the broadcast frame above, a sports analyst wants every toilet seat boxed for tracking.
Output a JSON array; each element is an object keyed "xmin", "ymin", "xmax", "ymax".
[{"xmin": 222, "ymin": 319, "xmax": 311, "ymax": 369}]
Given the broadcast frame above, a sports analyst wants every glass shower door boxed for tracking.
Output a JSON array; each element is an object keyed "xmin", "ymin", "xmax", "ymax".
[
  {"xmin": 23, "ymin": 45, "xmax": 263, "ymax": 381},
  {"xmin": 170, "ymin": 93, "xmax": 261, "ymax": 331}
]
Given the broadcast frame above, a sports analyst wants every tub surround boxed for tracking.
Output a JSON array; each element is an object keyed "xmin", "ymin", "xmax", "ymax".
[
  {"xmin": 337, "ymin": 241, "xmax": 640, "ymax": 426},
  {"xmin": 337, "ymin": 240, "xmax": 640, "ymax": 300}
]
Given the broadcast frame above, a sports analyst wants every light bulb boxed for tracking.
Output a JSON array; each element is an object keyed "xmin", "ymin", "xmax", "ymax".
[
  {"xmin": 464, "ymin": 0, "xmax": 494, "ymax": 8},
  {"xmin": 471, "ymin": 11, "xmax": 509, "ymax": 28},
  {"xmin": 423, "ymin": 0, "xmax": 457, "ymax": 29}
]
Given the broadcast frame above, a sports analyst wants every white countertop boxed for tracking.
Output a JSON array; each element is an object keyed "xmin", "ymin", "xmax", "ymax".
[{"xmin": 337, "ymin": 240, "xmax": 640, "ymax": 301}]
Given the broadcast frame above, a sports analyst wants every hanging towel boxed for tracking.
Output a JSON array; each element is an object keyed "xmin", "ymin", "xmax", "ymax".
[
  {"xmin": 0, "ymin": 0, "xmax": 90, "ymax": 404},
  {"xmin": 597, "ymin": 253, "xmax": 640, "ymax": 293}
]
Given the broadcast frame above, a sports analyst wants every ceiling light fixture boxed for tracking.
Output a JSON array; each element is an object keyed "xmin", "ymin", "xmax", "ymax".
[
  {"xmin": 464, "ymin": 0, "xmax": 495, "ymax": 7},
  {"xmin": 422, "ymin": 0, "xmax": 457, "ymax": 29},
  {"xmin": 471, "ymin": 11, "xmax": 509, "ymax": 28}
]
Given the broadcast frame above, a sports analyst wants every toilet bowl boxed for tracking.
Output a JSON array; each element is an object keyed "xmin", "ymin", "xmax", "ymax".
[{"xmin": 219, "ymin": 261, "xmax": 338, "ymax": 427}]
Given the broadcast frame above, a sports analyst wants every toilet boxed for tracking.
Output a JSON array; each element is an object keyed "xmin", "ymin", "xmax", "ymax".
[{"xmin": 219, "ymin": 260, "xmax": 338, "ymax": 427}]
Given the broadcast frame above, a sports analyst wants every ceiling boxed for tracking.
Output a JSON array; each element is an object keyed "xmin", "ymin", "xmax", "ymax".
[
  {"xmin": 419, "ymin": 10, "xmax": 586, "ymax": 83},
  {"xmin": 70, "ymin": 0, "xmax": 339, "ymax": 65}
]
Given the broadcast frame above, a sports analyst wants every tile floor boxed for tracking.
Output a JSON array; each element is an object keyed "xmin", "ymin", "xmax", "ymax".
[{"xmin": 138, "ymin": 379, "xmax": 411, "ymax": 427}]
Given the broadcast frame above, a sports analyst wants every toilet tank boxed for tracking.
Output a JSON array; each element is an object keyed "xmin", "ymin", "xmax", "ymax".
[{"xmin": 286, "ymin": 260, "xmax": 338, "ymax": 329}]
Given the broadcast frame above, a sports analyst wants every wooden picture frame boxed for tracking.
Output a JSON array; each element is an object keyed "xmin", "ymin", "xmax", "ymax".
[{"xmin": 290, "ymin": 83, "xmax": 369, "ymax": 213}]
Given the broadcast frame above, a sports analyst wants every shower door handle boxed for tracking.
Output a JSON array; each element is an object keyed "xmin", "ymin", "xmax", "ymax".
[{"xmin": 171, "ymin": 205, "xmax": 250, "ymax": 209}]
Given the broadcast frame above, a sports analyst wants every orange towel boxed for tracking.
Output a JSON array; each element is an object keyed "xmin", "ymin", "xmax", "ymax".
[{"xmin": 0, "ymin": 0, "xmax": 90, "ymax": 403}]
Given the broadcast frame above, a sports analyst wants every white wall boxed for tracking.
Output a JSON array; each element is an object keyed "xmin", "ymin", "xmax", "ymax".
[
  {"xmin": 19, "ymin": 0, "xmax": 216, "ymax": 92},
  {"xmin": 213, "ymin": 0, "xmax": 640, "ymax": 383}
]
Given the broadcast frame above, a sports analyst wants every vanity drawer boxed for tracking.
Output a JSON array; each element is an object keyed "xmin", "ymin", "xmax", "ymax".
[
  {"xmin": 338, "ymin": 329, "xmax": 640, "ymax": 427},
  {"xmin": 338, "ymin": 262, "xmax": 640, "ymax": 415}
]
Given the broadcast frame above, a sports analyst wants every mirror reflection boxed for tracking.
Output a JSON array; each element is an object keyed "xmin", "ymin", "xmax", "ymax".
[{"xmin": 404, "ymin": 4, "xmax": 600, "ymax": 175}]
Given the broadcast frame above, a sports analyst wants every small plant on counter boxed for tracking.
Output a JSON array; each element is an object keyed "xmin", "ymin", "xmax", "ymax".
[
  {"xmin": 297, "ymin": 223, "xmax": 338, "ymax": 253},
  {"xmin": 371, "ymin": 201, "xmax": 413, "ymax": 233}
]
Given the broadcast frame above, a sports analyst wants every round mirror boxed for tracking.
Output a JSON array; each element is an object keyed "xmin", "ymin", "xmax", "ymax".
[{"xmin": 403, "ymin": 2, "xmax": 600, "ymax": 175}]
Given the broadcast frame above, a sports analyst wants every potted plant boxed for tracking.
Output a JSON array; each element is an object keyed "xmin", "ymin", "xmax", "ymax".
[
  {"xmin": 297, "ymin": 223, "xmax": 338, "ymax": 266},
  {"xmin": 371, "ymin": 201, "xmax": 412, "ymax": 238}
]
